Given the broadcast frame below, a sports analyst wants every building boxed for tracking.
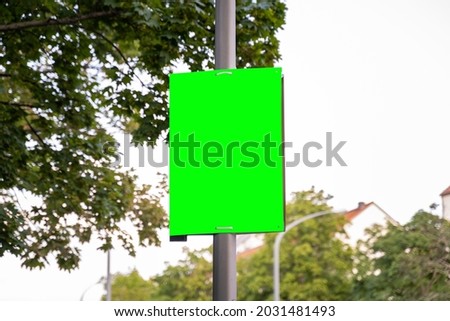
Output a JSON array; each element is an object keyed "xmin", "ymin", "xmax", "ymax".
[
  {"xmin": 343, "ymin": 201, "xmax": 399, "ymax": 245},
  {"xmin": 237, "ymin": 234, "xmax": 264, "ymax": 254},
  {"xmin": 441, "ymin": 186, "xmax": 450, "ymax": 220},
  {"xmin": 237, "ymin": 201, "xmax": 398, "ymax": 256}
]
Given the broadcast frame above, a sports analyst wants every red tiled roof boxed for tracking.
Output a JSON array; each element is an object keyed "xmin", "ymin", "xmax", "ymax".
[
  {"xmin": 344, "ymin": 202, "xmax": 373, "ymax": 221},
  {"xmin": 440, "ymin": 186, "xmax": 450, "ymax": 197}
]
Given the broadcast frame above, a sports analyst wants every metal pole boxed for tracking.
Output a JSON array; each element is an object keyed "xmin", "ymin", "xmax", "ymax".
[
  {"xmin": 215, "ymin": 0, "xmax": 236, "ymax": 70},
  {"xmin": 273, "ymin": 210, "xmax": 344, "ymax": 301},
  {"xmin": 106, "ymin": 250, "xmax": 112, "ymax": 301},
  {"xmin": 80, "ymin": 277, "xmax": 104, "ymax": 301},
  {"xmin": 213, "ymin": 0, "xmax": 236, "ymax": 301}
]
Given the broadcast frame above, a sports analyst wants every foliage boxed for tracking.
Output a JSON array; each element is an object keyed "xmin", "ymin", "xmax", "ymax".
[
  {"xmin": 352, "ymin": 211, "xmax": 450, "ymax": 300},
  {"xmin": 98, "ymin": 189, "xmax": 353, "ymax": 301},
  {"xmin": 0, "ymin": 0, "xmax": 286, "ymax": 270},
  {"xmin": 105, "ymin": 268, "xmax": 157, "ymax": 301},
  {"xmin": 238, "ymin": 188, "xmax": 354, "ymax": 300},
  {"xmin": 107, "ymin": 248, "xmax": 212, "ymax": 300},
  {"xmin": 153, "ymin": 247, "xmax": 212, "ymax": 301}
]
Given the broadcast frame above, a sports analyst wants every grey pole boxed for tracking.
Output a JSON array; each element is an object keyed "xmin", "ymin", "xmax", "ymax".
[
  {"xmin": 215, "ymin": 0, "xmax": 236, "ymax": 70},
  {"xmin": 80, "ymin": 277, "xmax": 105, "ymax": 301},
  {"xmin": 106, "ymin": 250, "xmax": 112, "ymax": 301},
  {"xmin": 273, "ymin": 210, "xmax": 344, "ymax": 301},
  {"xmin": 213, "ymin": 0, "xmax": 237, "ymax": 301}
]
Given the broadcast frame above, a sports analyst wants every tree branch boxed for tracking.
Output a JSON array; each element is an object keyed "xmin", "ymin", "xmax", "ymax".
[
  {"xmin": 0, "ymin": 100, "xmax": 41, "ymax": 108},
  {"xmin": 23, "ymin": 117, "xmax": 48, "ymax": 148},
  {"xmin": 1, "ymin": 100, "xmax": 52, "ymax": 149},
  {"xmin": 0, "ymin": 11, "xmax": 119, "ymax": 32},
  {"xmin": 86, "ymin": 28, "xmax": 148, "ymax": 89}
]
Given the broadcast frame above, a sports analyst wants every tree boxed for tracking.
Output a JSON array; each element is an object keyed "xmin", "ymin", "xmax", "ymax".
[
  {"xmin": 0, "ymin": 1, "xmax": 286, "ymax": 270},
  {"xmin": 238, "ymin": 188, "xmax": 354, "ymax": 300},
  {"xmin": 153, "ymin": 247, "xmax": 212, "ymax": 301},
  {"xmin": 150, "ymin": 189, "xmax": 353, "ymax": 301},
  {"xmin": 105, "ymin": 268, "xmax": 157, "ymax": 301},
  {"xmin": 97, "ymin": 189, "xmax": 352, "ymax": 301},
  {"xmin": 352, "ymin": 211, "xmax": 450, "ymax": 300},
  {"xmin": 104, "ymin": 248, "xmax": 212, "ymax": 301}
]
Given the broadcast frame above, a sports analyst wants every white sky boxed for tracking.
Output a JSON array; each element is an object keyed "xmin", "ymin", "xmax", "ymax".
[{"xmin": 1, "ymin": 0, "xmax": 450, "ymax": 300}]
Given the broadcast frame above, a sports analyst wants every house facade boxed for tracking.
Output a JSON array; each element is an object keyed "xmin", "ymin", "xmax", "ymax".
[{"xmin": 441, "ymin": 186, "xmax": 450, "ymax": 220}]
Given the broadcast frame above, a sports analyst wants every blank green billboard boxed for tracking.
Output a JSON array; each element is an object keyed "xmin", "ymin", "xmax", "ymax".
[{"xmin": 169, "ymin": 67, "xmax": 285, "ymax": 236}]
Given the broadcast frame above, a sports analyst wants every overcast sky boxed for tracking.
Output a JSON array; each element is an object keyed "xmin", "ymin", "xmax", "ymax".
[{"xmin": 1, "ymin": 0, "xmax": 450, "ymax": 300}]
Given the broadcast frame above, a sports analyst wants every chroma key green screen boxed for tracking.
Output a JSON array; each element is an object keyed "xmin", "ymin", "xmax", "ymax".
[{"xmin": 169, "ymin": 67, "xmax": 285, "ymax": 236}]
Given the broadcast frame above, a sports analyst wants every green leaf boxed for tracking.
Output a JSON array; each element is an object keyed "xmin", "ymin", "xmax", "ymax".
[{"xmin": 0, "ymin": 0, "xmax": 286, "ymax": 271}]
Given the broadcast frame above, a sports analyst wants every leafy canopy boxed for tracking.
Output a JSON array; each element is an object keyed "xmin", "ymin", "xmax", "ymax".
[
  {"xmin": 0, "ymin": 0, "xmax": 287, "ymax": 270},
  {"xmin": 103, "ymin": 268, "xmax": 158, "ymax": 301},
  {"xmin": 108, "ymin": 247, "xmax": 212, "ymax": 301},
  {"xmin": 352, "ymin": 211, "xmax": 450, "ymax": 300},
  {"xmin": 154, "ymin": 247, "xmax": 213, "ymax": 301},
  {"xmin": 108, "ymin": 189, "xmax": 353, "ymax": 301},
  {"xmin": 238, "ymin": 188, "xmax": 354, "ymax": 300}
]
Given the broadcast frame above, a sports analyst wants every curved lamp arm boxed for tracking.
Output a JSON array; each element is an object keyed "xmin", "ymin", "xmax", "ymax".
[{"xmin": 273, "ymin": 209, "xmax": 345, "ymax": 301}]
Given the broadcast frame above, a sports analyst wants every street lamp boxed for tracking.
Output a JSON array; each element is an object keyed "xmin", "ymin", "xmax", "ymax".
[
  {"xmin": 80, "ymin": 277, "xmax": 105, "ymax": 301},
  {"xmin": 273, "ymin": 209, "xmax": 344, "ymax": 301},
  {"xmin": 79, "ymin": 247, "xmax": 111, "ymax": 301}
]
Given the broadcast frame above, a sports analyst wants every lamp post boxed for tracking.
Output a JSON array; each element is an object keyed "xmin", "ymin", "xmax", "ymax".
[
  {"xmin": 213, "ymin": 0, "xmax": 237, "ymax": 301},
  {"xmin": 106, "ymin": 250, "xmax": 112, "ymax": 301},
  {"xmin": 80, "ymin": 277, "xmax": 105, "ymax": 301},
  {"xmin": 273, "ymin": 209, "xmax": 344, "ymax": 301}
]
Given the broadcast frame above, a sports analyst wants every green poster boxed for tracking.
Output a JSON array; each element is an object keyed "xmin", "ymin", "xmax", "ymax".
[{"xmin": 169, "ymin": 67, "xmax": 285, "ymax": 236}]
